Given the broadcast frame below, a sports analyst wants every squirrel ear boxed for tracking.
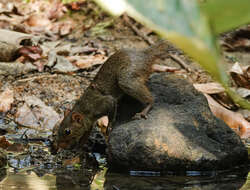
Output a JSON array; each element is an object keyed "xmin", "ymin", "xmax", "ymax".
[{"xmin": 71, "ymin": 112, "xmax": 84, "ymax": 123}]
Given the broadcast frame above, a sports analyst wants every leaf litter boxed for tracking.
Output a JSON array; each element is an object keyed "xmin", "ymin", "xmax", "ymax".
[{"xmin": 0, "ymin": 0, "xmax": 249, "ymax": 172}]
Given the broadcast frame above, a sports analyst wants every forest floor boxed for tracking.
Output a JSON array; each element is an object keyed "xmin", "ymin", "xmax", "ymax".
[{"xmin": 0, "ymin": 0, "xmax": 249, "ymax": 168}]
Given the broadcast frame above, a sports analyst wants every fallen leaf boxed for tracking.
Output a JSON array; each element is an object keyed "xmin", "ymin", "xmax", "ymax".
[
  {"xmin": 223, "ymin": 26, "xmax": 250, "ymax": 51},
  {"xmin": 68, "ymin": 54, "xmax": 107, "ymax": 69},
  {"xmin": 193, "ymin": 82, "xmax": 225, "ymax": 94},
  {"xmin": 230, "ymin": 62, "xmax": 250, "ymax": 89},
  {"xmin": 53, "ymin": 44, "xmax": 72, "ymax": 56},
  {"xmin": 238, "ymin": 109, "xmax": 250, "ymax": 122},
  {"xmin": 6, "ymin": 143, "xmax": 26, "ymax": 152},
  {"xmin": 18, "ymin": 46, "xmax": 43, "ymax": 61},
  {"xmin": 236, "ymin": 87, "xmax": 250, "ymax": 98},
  {"xmin": 62, "ymin": 156, "xmax": 80, "ymax": 166},
  {"xmin": 0, "ymin": 4, "xmax": 22, "ymax": 16},
  {"xmin": 16, "ymin": 96, "xmax": 60, "ymax": 131},
  {"xmin": 70, "ymin": 46, "xmax": 97, "ymax": 55},
  {"xmin": 194, "ymin": 83, "xmax": 236, "ymax": 109},
  {"xmin": 97, "ymin": 116, "xmax": 109, "ymax": 139},
  {"xmin": 245, "ymin": 65, "xmax": 250, "ymax": 78},
  {"xmin": 15, "ymin": 103, "xmax": 40, "ymax": 127},
  {"xmin": 53, "ymin": 55, "xmax": 78, "ymax": 73},
  {"xmin": 97, "ymin": 116, "xmax": 109, "ymax": 127},
  {"xmin": 0, "ymin": 136, "xmax": 11, "ymax": 149},
  {"xmin": 0, "ymin": 88, "xmax": 14, "ymax": 112},
  {"xmin": 152, "ymin": 64, "xmax": 180, "ymax": 72},
  {"xmin": 33, "ymin": 59, "xmax": 46, "ymax": 72},
  {"xmin": 69, "ymin": 2, "xmax": 82, "ymax": 11},
  {"xmin": 51, "ymin": 20, "xmax": 75, "ymax": 36},
  {"xmin": 59, "ymin": 21, "xmax": 74, "ymax": 36},
  {"xmin": 205, "ymin": 94, "xmax": 250, "ymax": 139},
  {"xmin": 231, "ymin": 62, "xmax": 243, "ymax": 75},
  {"xmin": 26, "ymin": 14, "xmax": 51, "ymax": 28},
  {"xmin": 48, "ymin": 0, "xmax": 67, "ymax": 20}
]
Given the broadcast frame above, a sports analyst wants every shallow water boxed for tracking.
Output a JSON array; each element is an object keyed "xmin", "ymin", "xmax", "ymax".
[
  {"xmin": 0, "ymin": 164, "xmax": 249, "ymax": 190},
  {"xmin": 0, "ymin": 140, "xmax": 249, "ymax": 190}
]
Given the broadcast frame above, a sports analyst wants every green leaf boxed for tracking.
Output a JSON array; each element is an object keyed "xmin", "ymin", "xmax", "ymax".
[
  {"xmin": 200, "ymin": 0, "xmax": 250, "ymax": 34},
  {"xmin": 125, "ymin": 0, "xmax": 225, "ymax": 82}
]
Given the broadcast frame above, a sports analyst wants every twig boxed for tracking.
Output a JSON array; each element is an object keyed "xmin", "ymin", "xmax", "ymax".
[
  {"xmin": 152, "ymin": 64, "xmax": 180, "ymax": 72},
  {"xmin": 169, "ymin": 53, "xmax": 192, "ymax": 73},
  {"xmin": 113, "ymin": 185, "xmax": 120, "ymax": 190},
  {"xmin": 20, "ymin": 129, "xmax": 29, "ymax": 140},
  {"xmin": 14, "ymin": 73, "xmax": 58, "ymax": 83},
  {"xmin": 122, "ymin": 13, "xmax": 154, "ymax": 45},
  {"xmin": 4, "ymin": 115, "xmax": 51, "ymax": 132}
]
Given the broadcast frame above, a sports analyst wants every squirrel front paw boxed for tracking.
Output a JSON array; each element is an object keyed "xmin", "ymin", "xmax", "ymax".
[{"xmin": 132, "ymin": 112, "xmax": 148, "ymax": 120}]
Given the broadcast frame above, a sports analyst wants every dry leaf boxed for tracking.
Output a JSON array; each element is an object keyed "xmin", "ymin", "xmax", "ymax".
[
  {"xmin": 238, "ymin": 109, "xmax": 250, "ymax": 122},
  {"xmin": 0, "ymin": 136, "xmax": 11, "ymax": 149},
  {"xmin": 70, "ymin": 46, "xmax": 97, "ymax": 55},
  {"xmin": 230, "ymin": 62, "xmax": 250, "ymax": 89},
  {"xmin": 194, "ymin": 83, "xmax": 236, "ymax": 109},
  {"xmin": 62, "ymin": 156, "xmax": 80, "ymax": 166},
  {"xmin": 68, "ymin": 54, "xmax": 107, "ymax": 69},
  {"xmin": 193, "ymin": 82, "xmax": 225, "ymax": 94},
  {"xmin": 244, "ymin": 65, "xmax": 250, "ymax": 78},
  {"xmin": 18, "ymin": 46, "xmax": 43, "ymax": 61},
  {"xmin": 53, "ymin": 55, "xmax": 78, "ymax": 73},
  {"xmin": 236, "ymin": 87, "xmax": 250, "ymax": 98},
  {"xmin": 16, "ymin": 96, "xmax": 60, "ymax": 131},
  {"xmin": 69, "ymin": 2, "xmax": 82, "ymax": 11},
  {"xmin": 51, "ymin": 20, "xmax": 75, "ymax": 36},
  {"xmin": 6, "ymin": 143, "xmax": 26, "ymax": 152},
  {"xmin": 97, "ymin": 116, "xmax": 109, "ymax": 139},
  {"xmin": 97, "ymin": 116, "xmax": 109, "ymax": 127},
  {"xmin": 223, "ymin": 26, "xmax": 250, "ymax": 51},
  {"xmin": 231, "ymin": 62, "xmax": 243, "ymax": 75},
  {"xmin": 152, "ymin": 64, "xmax": 179, "ymax": 72},
  {"xmin": 33, "ymin": 59, "xmax": 46, "ymax": 72},
  {"xmin": 48, "ymin": 0, "xmax": 67, "ymax": 20},
  {"xmin": 15, "ymin": 103, "xmax": 40, "ymax": 127},
  {"xmin": 0, "ymin": 88, "xmax": 14, "ymax": 112},
  {"xmin": 26, "ymin": 14, "xmax": 51, "ymax": 28},
  {"xmin": 205, "ymin": 94, "xmax": 250, "ymax": 139},
  {"xmin": 59, "ymin": 21, "xmax": 74, "ymax": 36}
]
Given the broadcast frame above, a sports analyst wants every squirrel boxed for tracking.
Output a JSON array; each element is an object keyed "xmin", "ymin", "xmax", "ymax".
[{"xmin": 52, "ymin": 41, "xmax": 171, "ymax": 152}]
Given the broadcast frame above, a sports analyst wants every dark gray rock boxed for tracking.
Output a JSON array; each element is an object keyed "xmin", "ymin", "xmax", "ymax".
[{"xmin": 107, "ymin": 73, "xmax": 248, "ymax": 171}]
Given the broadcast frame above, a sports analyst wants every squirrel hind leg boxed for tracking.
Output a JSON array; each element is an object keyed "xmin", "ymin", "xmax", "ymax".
[{"xmin": 118, "ymin": 77, "xmax": 153, "ymax": 119}]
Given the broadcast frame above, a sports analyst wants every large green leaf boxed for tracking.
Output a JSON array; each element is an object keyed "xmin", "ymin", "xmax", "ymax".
[
  {"xmin": 200, "ymin": 0, "xmax": 250, "ymax": 34},
  {"xmin": 126, "ymin": 0, "xmax": 224, "ymax": 80}
]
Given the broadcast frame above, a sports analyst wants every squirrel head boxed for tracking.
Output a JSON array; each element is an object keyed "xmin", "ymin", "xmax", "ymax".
[{"xmin": 51, "ymin": 110, "xmax": 91, "ymax": 152}]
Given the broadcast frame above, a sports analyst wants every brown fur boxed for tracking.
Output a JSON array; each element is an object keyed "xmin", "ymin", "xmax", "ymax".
[{"xmin": 52, "ymin": 41, "xmax": 170, "ymax": 151}]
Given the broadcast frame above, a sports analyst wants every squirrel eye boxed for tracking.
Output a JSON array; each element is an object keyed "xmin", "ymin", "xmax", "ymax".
[{"xmin": 64, "ymin": 129, "xmax": 71, "ymax": 135}]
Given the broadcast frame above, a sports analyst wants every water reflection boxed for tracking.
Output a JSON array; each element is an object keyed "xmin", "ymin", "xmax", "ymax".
[
  {"xmin": 56, "ymin": 168, "xmax": 96, "ymax": 190},
  {"xmin": 0, "ymin": 169, "xmax": 56, "ymax": 190},
  {"xmin": 104, "ymin": 168, "xmax": 249, "ymax": 190},
  {"xmin": 0, "ymin": 166, "xmax": 249, "ymax": 190}
]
